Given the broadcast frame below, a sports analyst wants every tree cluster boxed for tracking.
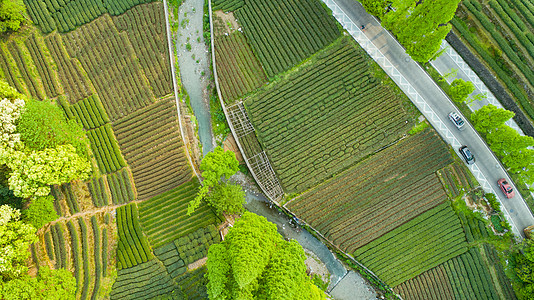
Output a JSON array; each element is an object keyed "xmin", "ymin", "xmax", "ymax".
[
  {"xmin": 362, "ymin": 0, "xmax": 461, "ymax": 62},
  {"xmin": 187, "ymin": 146, "xmax": 245, "ymax": 215},
  {"xmin": 206, "ymin": 212, "xmax": 325, "ymax": 300},
  {"xmin": 449, "ymin": 78, "xmax": 475, "ymax": 103},
  {"xmin": 0, "ymin": 0, "xmax": 26, "ymax": 34},
  {"xmin": 0, "ymin": 80, "xmax": 90, "ymax": 228},
  {"xmin": 514, "ymin": 239, "xmax": 534, "ymax": 299},
  {"xmin": 471, "ymin": 104, "xmax": 534, "ymax": 184}
]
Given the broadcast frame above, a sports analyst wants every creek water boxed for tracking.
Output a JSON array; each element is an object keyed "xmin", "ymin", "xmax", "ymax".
[
  {"xmin": 173, "ymin": 0, "xmax": 377, "ymax": 298},
  {"xmin": 176, "ymin": 0, "xmax": 215, "ymax": 156}
]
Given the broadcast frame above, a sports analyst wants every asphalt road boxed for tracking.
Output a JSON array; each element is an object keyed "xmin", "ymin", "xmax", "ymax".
[{"xmin": 326, "ymin": 0, "xmax": 534, "ymax": 237}]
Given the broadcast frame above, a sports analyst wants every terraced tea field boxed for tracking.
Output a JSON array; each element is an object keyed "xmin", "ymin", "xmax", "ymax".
[
  {"xmin": 286, "ymin": 130, "xmax": 453, "ymax": 253},
  {"xmin": 246, "ymin": 37, "xmax": 414, "ymax": 193}
]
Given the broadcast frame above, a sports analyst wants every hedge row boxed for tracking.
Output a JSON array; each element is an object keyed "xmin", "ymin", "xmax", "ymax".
[
  {"xmin": 78, "ymin": 218, "xmax": 91, "ymax": 300},
  {"xmin": 24, "ymin": 34, "xmax": 59, "ymax": 98},
  {"xmin": 50, "ymin": 185, "xmax": 64, "ymax": 217},
  {"xmin": 457, "ymin": 211, "xmax": 491, "ymax": 242},
  {"xmin": 23, "ymin": 0, "xmax": 156, "ymax": 33},
  {"xmin": 91, "ymin": 216, "xmax": 101, "ymax": 300},
  {"xmin": 67, "ymin": 220, "xmax": 82, "ymax": 294},
  {"xmin": 63, "ymin": 94, "xmax": 110, "ymax": 130},
  {"xmin": 52, "ymin": 223, "xmax": 67, "ymax": 270},
  {"xmin": 87, "ymin": 124, "xmax": 126, "ymax": 174},
  {"xmin": 175, "ymin": 267, "xmax": 208, "ymax": 299},
  {"xmin": 102, "ymin": 228, "xmax": 108, "ymax": 277},
  {"xmin": 107, "ymin": 168, "xmax": 135, "ymax": 205},
  {"xmin": 0, "ymin": 46, "xmax": 25, "ymax": 94},
  {"xmin": 7, "ymin": 41, "xmax": 44, "ymax": 100},
  {"xmin": 88, "ymin": 176, "xmax": 109, "ymax": 208},
  {"xmin": 44, "ymin": 230, "xmax": 55, "ymax": 260},
  {"xmin": 60, "ymin": 183, "xmax": 79, "ymax": 215},
  {"xmin": 116, "ymin": 203, "xmax": 152, "ymax": 270},
  {"xmin": 174, "ymin": 225, "xmax": 220, "ymax": 265},
  {"xmin": 44, "ymin": 33, "xmax": 92, "ymax": 103},
  {"xmin": 213, "ymin": 0, "xmax": 244, "ymax": 11},
  {"xmin": 113, "ymin": 2, "xmax": 173, "ymax": 97},
  {"xmin": 483, "ymin": 244, "xmax": 517, "ymax": 299}
]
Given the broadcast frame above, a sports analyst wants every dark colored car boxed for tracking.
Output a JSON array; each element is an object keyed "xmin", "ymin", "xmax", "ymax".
[
  {"xmin": 498, "ymin": 178, "xmax": 515, "ymax": 199},
  {"xmin": 459, "ymin": 146, "xmax": 475, "ymax": 165}
]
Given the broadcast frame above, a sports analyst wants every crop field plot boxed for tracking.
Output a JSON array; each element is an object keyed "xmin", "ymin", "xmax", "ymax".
[
  {"xmin": 353, "ymin": 202, "xmax": 468, "ymax": 287},
  {"xmin": 454, "ymin": 0, "xmax": 534, "ymax": 119},
  {"xmin": 214, "ymin": 30, "xmax": 267, "ymax": 102},
  {"xmin": 113, "ymin": 97, "xmax": 192, "ymax": 200},
  {"xmin": 45, "ymin": 33, "xmax": 93, "ymax": 103},
  {"xmin": 286, "ymin": 130, "xmax": 453, "ymax": 253},
  {"xmin": 246, "ymin": 37, "xmax": 415, "ymax": 193},
  {"xmin": 30, "ymin": 213, "xmax": 116, "ymax": 300},
  {"xmin": 63, "ymin": 15, "xmax": 154, "ymax": 120},
  {"xmin": 438, "ymin": 161, "xmax": 477, "ymax": 198},
  {"xmin": 113, "ymin": 2, "xmax": 173, "ymax": 98},
  {"xmin": 233, "ymin": 0, "xmax": 341, "ymax": 78},
  {"xmin": 23, "ymin": 0, "xmax": 157, "ymax": 34},
  {"xmin": 138, "ymin": 179, "xmax": 221, "ymax": 248},
  {"xmin": 110, "ymin": 258, "xmax": 182, "ymax": 300},
  {"xmin": 395, "ymin": 246, "xmax": 513, "ymax": 300},
  {"xmin": 116, "ymin": 203, "xmax": 153, "ymax": 270},
  {"xmin": 5, "ymin": 41, "xmax": 45, "ymax": 100}
]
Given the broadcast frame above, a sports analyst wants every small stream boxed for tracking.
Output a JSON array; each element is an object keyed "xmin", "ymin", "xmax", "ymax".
[
  {"xmin": 176, "ymin": 0, "xmax": 215, "ymax": 156},
  {"xmin": 174, "ymin": 0, "xmax": 377, "ymax": 298}
]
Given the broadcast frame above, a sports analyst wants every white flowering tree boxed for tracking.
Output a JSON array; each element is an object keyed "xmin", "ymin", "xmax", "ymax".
[{"xmin": 0, "ymin": 97, "xmax": 24, "ymax": 150}]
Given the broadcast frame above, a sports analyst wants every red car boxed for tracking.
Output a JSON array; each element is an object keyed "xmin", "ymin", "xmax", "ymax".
[{"xmin": 498, "ymin": 178, "xmax": 515, "ymax": 199}]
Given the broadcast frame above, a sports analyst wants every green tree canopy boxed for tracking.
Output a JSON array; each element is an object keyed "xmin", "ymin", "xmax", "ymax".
[
  {"xmin": 449, "ymin": 78, "xmax": 475, "ymax": 103},
  {"xmin": 0, "ymin": 0, "xmax": 26, "ymax": 33},
  {"xmin": 206, "ymin": 212, "xmax": 325, "ymax": 300},
  {"xmin": 470, "ymin": 104, "xmax": 515, "ymax": 134},
  {"xmin": 188, "ymin": 146, "xmax": 241, "ymax": 215},
  {"xmin": 206, "ymin": 182, "xmax": 245, "ymax": 215},
  {"xmin": 22, "ymin": 195, "xmax": 58, "ymax": 229},
  {"xmin": 17, "ymin": 98, "xmax": 88, "ymax": 158},
  {"xmin": 381, "ymin": 0, "xmax": 461, "ymax": 62},
  {"xmin": 360, "ymin": 0, "xmax": 388, "ymax": 16},
  {"xmin": 0, "ymin": 205, "xmax": 37, "ymax": 281},
  {"xmin": 515, "ymin": 239, "xmax": 534, "ymax": 299},
  {"xmin": 0, "ymin": 266, "xmax": 76, "ymax": 300},
  {"xmin": 3, "ymin": 144, "xmax": 91, "ymax": 198}
]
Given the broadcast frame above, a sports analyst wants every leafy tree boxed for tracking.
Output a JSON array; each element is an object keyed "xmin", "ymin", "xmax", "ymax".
[
  {"xmin": 17, "ymin": 98, "xmax": 88, "ymax": 158},
  {"xmin": 22, "ymin": 195, "xmax": 58, "ymax": 229},
  {"xmin": 449, "ymin": 78, "xmax": 475, "ymax": 103},
  {"xmin": 206, "ymin": 212, "xmax": 325, "ymax": 300},
  {"xmin": 0, "ymin": 79, "xmax": 24, "ymax": 100},
  {"xmin": 381, "ymin": 0, "xmax": 461, "ymax": 62},
  {"xmin": 487, "ymin": 126, "xmax": 534, "ymax": 157},
  {"xmin": 0, "ymin": 267, "xmax": 76, "ymax": 300},
  {"xmin": 206, "ymin": 182, "xmax": 245, "ymax": 215},
  {"xmin": 3, "ymin": 144, "xmax": 91, "ymax": 198},
  {"xmin": 0, "ymin": 205, "xmax": 36, "ymax": 281},
  {"xmin": 470, "ymin": 104, "xmax": 515, "ymax": 134},
  {"xmin": 0, "ymin": 97, "xmax": 25, "ymax": 150},
  {"xmin": 188, "ymin": 146, "xmax": 240, "ymax": 215},
  {"xmin": 360, "ymin": 0, "xmax": 389, "ymax": 17},
  {"xmin": 515, "ymin": 239, "xmax": 534, "ymax": 299},
  {"xmin": 0, "ymin": 0, "xmax": 26, "ymax": 33}
]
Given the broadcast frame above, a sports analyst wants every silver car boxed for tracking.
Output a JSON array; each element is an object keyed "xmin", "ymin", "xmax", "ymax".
[{"xmin": 448, "ymin": 111, "xmax": 465, "ymax": 130}]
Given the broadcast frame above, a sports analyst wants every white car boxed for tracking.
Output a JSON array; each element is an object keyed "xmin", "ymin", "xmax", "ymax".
[{"xmin": 448, "ymin": 111, "xmax": 465, "ymax": 130}]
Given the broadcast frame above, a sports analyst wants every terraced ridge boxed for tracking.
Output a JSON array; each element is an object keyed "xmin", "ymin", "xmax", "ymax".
[
  {"xmin": 113, "ymin": 97, "xmax": 192, "ymax": 200},
  {"xmin": 113, "ymin": 2, "xmax": 173, "ymax": 98},
  {"xmin": 63, "ymin": 15, "xmax": 154, "ymax": 120},
  {"xmin": 395, "ymin": 246, "xmax": 508, "ymax": 299},
  {"xmin": 354, "ymin": 202, "xmax": 468, "ymax": 287},
  {"xmin": 286, "ymin": 129, "xmax": 452, "ymax": 253},
  {"xmin": 138, "ymin": 179, "xmax": 221, "ymax": 248},
  {"xmin": 246, "ymin": 37, "xmax": 413, "ymax": 193},
  {"xmin": 235, "ymin": 0, "xmax": 341, "ymax": 77},
  {"xmin": 214, "ymin": 31, "xmax": 267, "ymax": 102}
]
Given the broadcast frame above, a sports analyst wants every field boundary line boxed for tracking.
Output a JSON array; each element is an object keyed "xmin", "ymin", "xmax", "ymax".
[
  {"xmin": 208, "ymin": 0, "xmax": 284, "ymax": 203},
  {"xmin": 163, "ymin": 0, "xmax": 201, "ymax": 180},
  {"xmin": 323, "ymin": 0, "xmax": 522, "ymax": 237}
]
